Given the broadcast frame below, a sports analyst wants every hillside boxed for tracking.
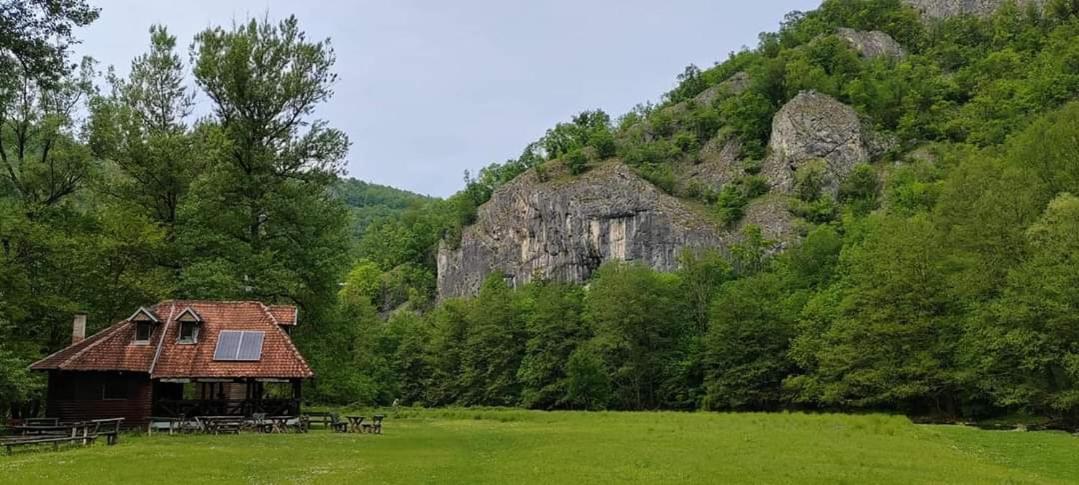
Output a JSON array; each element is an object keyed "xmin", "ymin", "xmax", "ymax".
[
  {"xmin": 335, "ymin": 178, "xmax": 433, "ymax": 239},
  {"xmin": 432, "ymin": 0, "xmax": 1079, "ymax": 297},
  {"xmin": 335, "ymin": 0, "xmax": 1079, "ymax": 420}
]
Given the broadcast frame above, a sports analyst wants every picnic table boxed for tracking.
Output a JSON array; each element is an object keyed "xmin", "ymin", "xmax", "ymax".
[
  {"xmin": 346, "ymin": 416, "xmax": 365, "ymax": 433},
  {"xmin": 196, "ymin": 416, "xmax": 244, "ymax": 435},
  {"xmin": 266, "ymin": 416, "xmax": 307, "ymax": 434}
]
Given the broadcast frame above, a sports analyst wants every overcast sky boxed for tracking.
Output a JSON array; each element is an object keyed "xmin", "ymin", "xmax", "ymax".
[{"xmin": 77, "ymin": 0, "xmax": 822, "ymax": 197}]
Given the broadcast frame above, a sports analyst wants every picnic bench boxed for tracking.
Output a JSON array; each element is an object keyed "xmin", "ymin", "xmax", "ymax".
[
  {"xmin": 362, "ymin": 415, "xmax": 384, "ymax": 435},
  {"xmin": 346, "ymin": 415, "xmax": 365, "ymax": 433},
  {"xmin": 266, "ymin": 416, "xmax": 307, "ymax": 433},
  {"xmin": 304, "ymin": 412, "xmax": 347, "ymax": 433},
  {"xmin": 1, "ymin": 418, "xmax": 124, "ymax": 455},
  {"xmin": 197, "ymin": 416, "xmax": 244, "ymax": 435},
  {"xmin": 304, "ymin": 412, "xmax": 333, "ymax": 428}
]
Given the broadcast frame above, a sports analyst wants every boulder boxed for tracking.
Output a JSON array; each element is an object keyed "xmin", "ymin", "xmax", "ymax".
[
  {"xmin": 902, "ymin": 0, "xmax": 1046, "ymax": 18},
  {"xmin": 437, "ymin": 163, "xmax": 725, "ymax": 298},
  {"xmin": 761, "ymin": 91, "xmax": 873, "ymax": 195},
  {"xmin": 836, "ymin": 28, "xmax": 906, "ymax": 60}
]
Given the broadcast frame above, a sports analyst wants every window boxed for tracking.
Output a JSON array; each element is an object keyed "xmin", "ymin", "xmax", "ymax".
[
  {"xmin": 103, "ymin": 379, "xmax": 128, "ymax": 400},
  {"xmin": 178, "ymin": 321, "xmax": 199, "ymax": 344},
  {"xmin": 135, "ymin": 322, "xmax": 152, "ymax": 343}
]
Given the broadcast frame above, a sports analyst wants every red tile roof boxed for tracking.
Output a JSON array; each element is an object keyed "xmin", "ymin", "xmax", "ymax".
[
  {"xmin": 31, "ymin": 301, "xmax": 313, "ymax": 380},
  {"xmin": 268, "ymin": 305, "xmax": 298, "ymax": 326}
]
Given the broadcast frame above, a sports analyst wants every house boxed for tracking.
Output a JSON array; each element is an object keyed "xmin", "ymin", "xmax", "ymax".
[{"xmin": 30, "ymin": 301, "xmax": 314, "ymax": 426}]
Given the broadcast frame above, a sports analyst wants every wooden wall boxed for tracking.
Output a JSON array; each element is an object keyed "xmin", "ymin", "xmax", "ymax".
[{"xmin": 45, "ymin": 371, "xmax": 153, "ymax": 427}]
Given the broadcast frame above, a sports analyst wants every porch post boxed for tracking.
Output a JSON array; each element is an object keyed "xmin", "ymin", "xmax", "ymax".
[{"xmin": 292, "ymin": 380, "xmax": 303, "ymax": 415}]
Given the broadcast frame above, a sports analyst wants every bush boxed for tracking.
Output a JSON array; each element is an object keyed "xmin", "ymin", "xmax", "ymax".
[
  {"xmin": 564, "ymin": 347, "xmax": 611, "ymax": 410},
  {"xmin": 564, "ymin": 150, "xmax": 590, "ymax": 175},
  {"xmin": 794, "ymin": 160, "xmax": 829, "ymax": 202}
]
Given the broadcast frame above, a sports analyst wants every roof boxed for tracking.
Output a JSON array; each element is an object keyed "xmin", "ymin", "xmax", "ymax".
[
  {"xmin": 267, "ymin": 305, "xmax": 297, "ymax": 326},
  {"xmin": 31, "ymin": 301, "xmax": 314, "ymax": 380}
]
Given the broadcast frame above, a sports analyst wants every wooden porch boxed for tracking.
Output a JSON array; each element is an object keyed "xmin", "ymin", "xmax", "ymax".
[{"xmin": 151, "ymin": 378, "xmax": 302, "ymax": 418}]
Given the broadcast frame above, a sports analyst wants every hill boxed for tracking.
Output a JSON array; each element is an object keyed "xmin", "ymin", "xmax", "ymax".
[
  {"xmin": 334, "ymin": 178, "xmax": 434, "ymax": 239},
  {"xmin": 334, "ymin": 0, "xmax": 1079, "ymax": 422}
]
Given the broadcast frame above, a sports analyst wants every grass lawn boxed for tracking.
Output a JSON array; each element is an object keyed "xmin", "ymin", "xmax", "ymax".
[{"xmin": 1, "ymin": 409, "xmax": 1076, "ymax": 484}]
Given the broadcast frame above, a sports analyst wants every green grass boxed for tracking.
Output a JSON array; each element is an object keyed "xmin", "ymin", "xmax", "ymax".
[{"xmin": 1, "ymin": 410, "xmax": 1077, "ymax": 484}]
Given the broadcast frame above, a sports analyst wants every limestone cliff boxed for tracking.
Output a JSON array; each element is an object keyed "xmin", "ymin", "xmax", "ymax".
[
  {"xmin": 437, "ymin": 163, "xmax": 724, "ymax": 299},
  {"xmin": 903, "ymin": 0, "xmax": 1045, "ymax": 18}
]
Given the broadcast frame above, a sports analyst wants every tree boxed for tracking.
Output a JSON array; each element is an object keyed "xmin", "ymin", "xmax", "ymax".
[
  {"xmin": 458, "ymin": 275, "xmax": 526, "ymax": 406},
  {"xmin": 517, "ymin": 282, "xmax": 587, "ymax": 409},
  {"xmin": 564, "ymin": 345, "xmax": 612, "ymax": 410},
  {"xmin": 802, "ymin": 215, "xmax": 964, "ymax": 414},
  {"xmin": 89, "ymin": 25, "xmax": 201, "ymax": 257},
  {"xmin": 968, "ymin": 194, "xmax": 1079, "ymax": 422},
  {"xmin": 183, "ymin": 16, "xmax": 350, "ymax": 307},
  {"xmin": 0, "ymin": 0, "xmax": 99, "ymax": 87},
  {"xmin": 0, "ymin": 55, "xmax": 95, "ymax": 211},
  {"xmin": 585, "ymin": 262, "xmax": 686, "ymax": 410},
  {"xmin": 703, "ymin": 272, "xmax": 797, "ymax": 411}
]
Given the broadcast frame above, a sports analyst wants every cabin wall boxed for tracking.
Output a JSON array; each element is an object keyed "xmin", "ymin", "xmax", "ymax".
[{"xmin": 46, "ymin": 371, "xmax": 152, "ymax": 427}]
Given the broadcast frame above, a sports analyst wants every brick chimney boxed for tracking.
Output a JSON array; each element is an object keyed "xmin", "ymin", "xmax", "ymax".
[{"xmin": 72, "ymin": 314, "xmax": 87, "ymax": 345}]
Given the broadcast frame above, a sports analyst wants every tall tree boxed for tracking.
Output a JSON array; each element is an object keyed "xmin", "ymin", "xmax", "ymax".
[
  {"xmin": 585, "ymin": 262, "xmax": 686, "ymax": 410},
  {"xmin": 183, "ymin": 16, "xmax": 350, "ymax": 306},
  {"xmin": 89, "ymin": 25, "xmax": 200, "ymax": 252},
  {"xmin": 0, "ymin": 0, "xmax": 99, "ymax": 87},
  {"xmin": 968, "ymin": 194, "xmax": 1079, "ymax": 422}
]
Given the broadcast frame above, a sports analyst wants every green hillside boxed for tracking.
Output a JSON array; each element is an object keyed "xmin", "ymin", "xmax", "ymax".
[
  {"xmin": 334, "ymin": 178, "xmax": 433, "ymax": 239},
  {"xmin": 337, "ymin": 0, "xmax": 1079, "ymax": 423}
]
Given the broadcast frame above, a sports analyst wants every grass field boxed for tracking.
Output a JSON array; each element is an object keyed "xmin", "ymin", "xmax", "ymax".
[{"xmin": 1, "ymin": 409, "xmax": 1077, "ymax": 484}]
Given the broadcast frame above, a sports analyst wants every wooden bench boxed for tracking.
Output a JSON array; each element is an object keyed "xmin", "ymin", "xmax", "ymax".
[
  {"xmin": 148, "ymin": 417, "xmax": 183, "ymax": 435},
  {"xmin": 329, "ymin": 414, "xmax": 348, "ymax": 433},
  {"xmin": 0, "ymin": 419, "xmax": 120, "ymax": 455},
  {"xmin": 25, "ymin": 418, "xmax": 59, "ymax": 427},
  {"xmin": 362, "ymin": 415, "xmax": 384, "ymax": 435},
  {"xmin": 89, "ymin": 418, "xmax": 125, "ymax": 446},
  {"xmin": 304, "ymin": 412, "xmax": 334, "ymax": 429}
]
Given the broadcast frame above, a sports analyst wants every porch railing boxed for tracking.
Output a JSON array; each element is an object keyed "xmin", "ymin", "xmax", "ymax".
[{"xmin": 152, "ymin": 399, "xmax": 299, "ymax": 418}]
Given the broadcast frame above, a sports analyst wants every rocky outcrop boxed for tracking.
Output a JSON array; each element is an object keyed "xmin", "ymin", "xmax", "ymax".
[
  {"xmin": 692, "ymin": 71, "xmax": 751, "ymax": 107},
  {"xmin": 437, "ymin": 163, "xmax": 725, "ymax": 299},
  {"xmin": 903, "ymin": 0, "xmax": 1045, "ymax": 18},
  {"xmin": 674, "ymin": 135, "xmax": 743, "ymax": 195},
  {"xmin": 836, "ymin": 28, "xmax": 905, "ymax": 59},
  {"xmin": 762, "ymin": 91, "xmax": 876, "ymax": 195}
]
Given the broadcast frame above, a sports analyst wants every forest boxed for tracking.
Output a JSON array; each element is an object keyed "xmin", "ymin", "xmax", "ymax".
[{"xmin": 2, "ymin": 0, "xmax": 1079, "ymax": 426}]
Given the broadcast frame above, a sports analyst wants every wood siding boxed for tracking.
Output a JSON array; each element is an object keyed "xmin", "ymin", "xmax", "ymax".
[{"xmin": 45, "ymin": 371, "xmax": 152, "ymax": 427}]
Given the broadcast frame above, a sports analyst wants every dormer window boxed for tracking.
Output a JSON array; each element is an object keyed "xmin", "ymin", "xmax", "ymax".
[
  {"xmin": 135, "ymin": 322, "xmax": 153, "ymax": 343},
  {"xmin": 176, "ymin": 307, "xmax": 203, "ymax": 344},
  {"xmin": 129, "ymin": 307, "xmax": 160, "ymax": 344}
]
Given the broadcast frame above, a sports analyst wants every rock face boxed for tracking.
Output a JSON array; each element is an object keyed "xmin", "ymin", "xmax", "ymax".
[
  {"xmin": 437, "ymin": 163, "xmax": 724, "ymax": 299},
  {"xmin": 692, "ymin": 71, "xmax": 751, "ymax": 107},
  {"xmin": 762, "ymin": 91, "xmax": 874, "ymax": 195},
  {"xmin": 902, "ymin": 0, "xmax": 1045, "ymax": 18},
  {"xmin": 675, "ymin": 136, "xmax": 742, "ymax": 194},
  {"xmin": 836, "ymin": 28, "xmax": 905, "ymax": 59}
]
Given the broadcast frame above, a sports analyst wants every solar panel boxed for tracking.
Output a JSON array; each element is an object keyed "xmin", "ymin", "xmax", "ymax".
[
  {"xmin": 213, "ymin": 331, "xmax": 243, "ymax": 361},
  {"xmin": 236, "ymin": 331, "xmax": 265, "ymax": 361},
  {"xmin": 213, "ymin": 330, "xmax": 265, "ymax": 361}
]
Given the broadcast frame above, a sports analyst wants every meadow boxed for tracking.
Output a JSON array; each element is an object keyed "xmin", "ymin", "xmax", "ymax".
[{"xmin": 1, "ymin": 410, "xmax": 1077, "ymax": 484}]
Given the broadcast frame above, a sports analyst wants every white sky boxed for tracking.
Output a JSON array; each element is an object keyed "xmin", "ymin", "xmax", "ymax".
[{"xmin": 77, "ymin": 0, "xmax": 822, "ymax": 197}]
